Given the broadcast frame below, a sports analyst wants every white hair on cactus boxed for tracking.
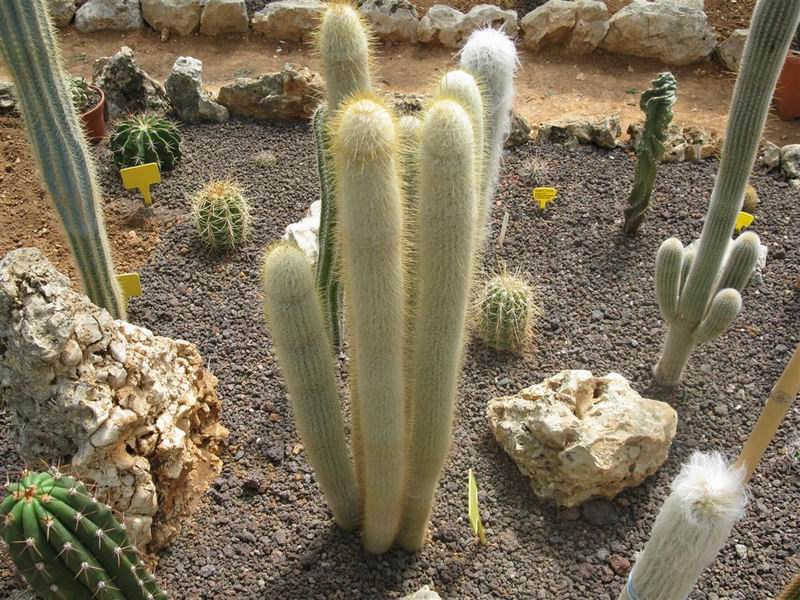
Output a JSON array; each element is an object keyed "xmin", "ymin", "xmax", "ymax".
[{"xmin": 671, "ymin": 451, "xmax": 747, "ymax": 525}]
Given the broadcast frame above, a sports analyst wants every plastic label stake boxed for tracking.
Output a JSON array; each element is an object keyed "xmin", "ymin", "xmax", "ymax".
[
  {"xmin": 532, "ymin": 187, "xmax": 557, "ymax": 210},
  {"xmin": 468, "ymin": 469, "xmax": 486, "ymax": 544},
  {"xmin": 116, "ymin": 273, "xmax": 142, "ymax": 301},
  {"xmin": 120, "ymin": 162, "xmax": 161, "ymax": 206},
  {"xmin": 735, "ymin": 211, "xmax": 755, "ymax": 232}
]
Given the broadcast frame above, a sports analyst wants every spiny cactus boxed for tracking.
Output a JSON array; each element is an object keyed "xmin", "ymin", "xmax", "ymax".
[
  {"xmin": 623, "ymin": 72, "xmax": 677, "ymax": 235},
  {"xmin": 191, "ymin": 180, "xmax": 251, "ymax": 252},
  {"xmin": 475, "ymin": 267, "xmax": 539, "ymax": 353},
  {"xmin": 743, "ymin": 183, "xmax": 758, "ymax": 214},
  {"xmin": 261, "ymin": 242, "xmax": 360, "ymax": 530},
  {"xmin": 653, "ymin": 0, "xmax": 800, "ymax": 387},
  {"xmin": 0, "ymin": 0, "xmax": 125, "ymax": 318},
  {"xmin": 64, "ymin": 74, "xmax": 90, "ymax": 113},
  {"xmin": 110, "ymin": 114, "xmax": 182, "ymax": 171},
  {"xmin": 0, "ymin": 470, "xmax": 166, "ymax": 600}
]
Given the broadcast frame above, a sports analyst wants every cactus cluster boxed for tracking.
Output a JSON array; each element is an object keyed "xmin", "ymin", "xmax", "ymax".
[
  {"xmin": 191, "ymin": 180, "xmax": 251, "ymax": 252},
  {"xmin": 262, "ymin": 5, "xmax": 517, "ymax": 554},
  {"xmin": 64, "ymin": 74, "xmax": 90, "ymax": 114},
  {"xmin": 0, "ymin": 0, "xmax": 125, "ymax": 318},
  {"xmin": 110, "ymin": 114, "xmax": 182, "ymax": 171},
  {"xmin": 1, "ymin": 470, "xmax": 166, "ymax": 600},
  {"xmin": 652, "ymin": 0, "xmax": 799, "ymax": 387},
  {"xmin": 475, "ymin": 268, "xmax": 539, "ymax": 354}
]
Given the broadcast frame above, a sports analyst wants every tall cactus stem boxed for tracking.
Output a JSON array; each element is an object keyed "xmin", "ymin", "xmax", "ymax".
[
  {"xmin": 654, "ymin": 322, "xmax": 696, "ymax": 388},
  {"xmin": 261, "ymin": 242, "xmax": 360, "ymax": 530},
  {"xmin": 398, "ymin": 99, "xmax": 477, "ymax": 551},
  {"xmin": 332, "ymin": 96, "xmax": 406, "ymax": 554},
  {"xmin": 0, "ymin": 0, "xmax": 125, "ymax": 318}
]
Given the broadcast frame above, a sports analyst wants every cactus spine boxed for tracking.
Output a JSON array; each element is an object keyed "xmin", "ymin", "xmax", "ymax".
[
  {"xmin": 332, "ymin": 96, "xmax": 407, "ymax": 554},
  {"xmin": 0, "ymin": 0, "xmax": 125, "ymax": 318},
  {"xmin": 623, "ymin": 72, "xmax": 677, "ymax": 235},
  {"xmin": 261, "ymin": 243, "xmax": 360, "ymax": 530},
  {"xmin": 110, "ymin": 114, "xmax": 182, "ymax": 171},
  {"xmin": 653, "ymin": 0, "xmax": 800, "ymax": 387},
  {"xmin": 315, "ymin": 4, "xmax": 373, "ymax": 348},
  {"xmin": 1, "ymin": 470, "xmax": 166, "ymax": 599},
  {"xmin": 476, "ymin": 268, "xmax": 539, "ymax": 354},
  {"xmin": 192, "ymin": 180, "xmax": 251, "ymax": 252},
  {"xmin": 398, "ymin": 99, "xmax": 478, "ymax": 551}
]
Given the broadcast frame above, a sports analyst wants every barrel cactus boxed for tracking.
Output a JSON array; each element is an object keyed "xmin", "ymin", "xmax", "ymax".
[
  {"xmin": 475, "ymin": 268, "xmax": 539, "ymax": 353},
  {"xmin": 1, "ymin": 470, "xmax": 167, "ymax": 600},
  {"xmin": 191, "ymin": 180, "xmax": 251, "ymax": 252},
  {"xmin": 110, "ymin": 114, "xmax": 182, "ymax": 171},
  {"xmin": 64, "ymin": 74, "xmax": 89, "ymax": 113},
  {"xmin": 743, "ymin": 183, "xmax": 758, "ymax": 213}
]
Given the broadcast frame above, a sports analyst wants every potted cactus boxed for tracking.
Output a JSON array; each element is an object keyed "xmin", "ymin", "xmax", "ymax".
[
  {"xmin": 65, "ymin": 74, "xmax": 106, "ymax": 143},
  {"xmin": 775, "ymin": 23, "xmax": 800, "ymax": 120}
]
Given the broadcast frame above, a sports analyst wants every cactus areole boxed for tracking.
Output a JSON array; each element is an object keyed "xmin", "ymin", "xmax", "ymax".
[{"xmin": 1, "ymin": 471, "xmax": 167, "ymax": 600}]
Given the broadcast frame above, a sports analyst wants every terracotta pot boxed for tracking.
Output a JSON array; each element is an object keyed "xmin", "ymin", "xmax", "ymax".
[
  {"xmin": 80, "ymin": 85, "xmax": 106, "ymax": 144},
  {"xmin": 775, "ymin": 50, "xmax": 800, "ymax": 121}
]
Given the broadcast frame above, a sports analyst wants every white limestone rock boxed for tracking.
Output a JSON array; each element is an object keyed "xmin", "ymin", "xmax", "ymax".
[
  {"xmin": 521, "ymin": 0, "xmax": 609, "ymax": 54},
  {"xmin": 165, "ymin": 56, "xmax": 229, "ymax": 123},
  {"xmin": 418, "ymin": 3, "xmax": 516, "ymax": 48},
  {"xmin": 142, "ymin": 0, "xmax": 204, "ymax": 36},
  {"xmin": 48, "ymin": 0, "xmax": 77, "ymax": 27},
  {"xmin": 360, "ymin": 0, "xmax": 420, "ymax": 44},
  {"xmin": 251, "ymin": 0, "xmax": 324, "ymax": 42},
  {"xmin": 92, "ymin": 47, "xmax": 170, "ymax": 119},
  {"xmin": 781, "ymin": 144, "xmax": 800, "ymax": 179},
  {"xmin": 282, "ymin": 200, "xmax": 321, "ymax": 264},
  {"xmin": 717, "ymin": 28, "xmax": 748, "ymax": 72},
  {"xmin": 201, "ymin": 0, "xmax": 249, "ymax": 35},
  {"xmin": 488, "ymin": 370, "xmax": 677, "ymax": 507},
  {"xmin": 402, "ymin": 586, "xmax": 443, "ymax": 600},
  {"xmin": 75, "ymin": 0, "xmax": 144, "ymax": 32}
]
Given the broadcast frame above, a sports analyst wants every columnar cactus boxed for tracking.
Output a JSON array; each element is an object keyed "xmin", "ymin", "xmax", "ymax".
[
  {"xmin": 623, "ymin": 72, "xmax": 677, "ymax": 235},
  {"xmin": 261, "ymin": 243, "xmax": 360, "ymax": 531},
  {"xmin": 1, "ymin": 470, "xmax": 166, "ymax": 599},
  {"xmin": 0, "ymin": 0, "xmax": 125, "ymax": 318},
  {"xmin": 110, "ymin": 114, "xmax": 182, "ymax": 171},
  {"xmin": 653, "ymin": 0, "xmax": 800, "ymax": 387},
  {"xmin": 475, "ymin": 268, "xmax": 539, "ymax": 353},
  {"xmin": 191, "ymin": 180, "xmax": 251, "ymax": 252}
]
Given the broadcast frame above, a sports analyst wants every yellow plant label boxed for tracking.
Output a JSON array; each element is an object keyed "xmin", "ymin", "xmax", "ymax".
[
  {"xmin": 116, "ymin": 273, "xmax": 142, "ymax": 300},
  {"xmin": 532, "ymin": 187, "xmax": 557, "ymax": 210},
  {"xmin": 735, "ymin": 211, "xmax": 755, "ymax": 232},
  {"xmin": 468, "ymin": 469, "xmax": 486, "ymax": 544},
  {"xmin": 120, "ymin": 163, "xmax": 161, "ymax": 206}
]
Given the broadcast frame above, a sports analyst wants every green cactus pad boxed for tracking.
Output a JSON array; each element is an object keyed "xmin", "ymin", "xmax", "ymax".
[
  {"xmin": 110, "ymin": 114, "xmax": 182, "ymax": 171},
  {"xmin": 0, "ymin": 470, "xmax": 167, "ymax": 600},
  {"xmin": 476, "ymin": 269, "xmax": 539, "ymax": 353},
  {"xmin": 192, "ymin": 180, "xmax": 251, "ymax": 252}
]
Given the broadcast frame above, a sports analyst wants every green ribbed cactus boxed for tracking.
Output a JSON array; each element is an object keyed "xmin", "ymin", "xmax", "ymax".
[
  {"xmin": 261, "ymin": 242, "xmax": 360, "ymax": 531},
  {"xmin": 476, "ymin": 268, "xmax": 539, "ymax": 354},
  {"xmin": 1, "ymin": 470, "xmax": 166, "ymax": 600},
  {"xmin": 191, "ymin": 180, "xmax": 251, "ymax": 252},
  {"xmin": 110, "ymin": 114, "xmax": 182, "ymax": 171},
  {"xmin": 0, "ymin": 0, "xmax": 125, "ymax": 319},
  {"xmin": 653, "ymin": 0, "xmax": 800, "ymax": 387},
  {"xmin": 314, "ymin": 4, "xmax": 373, "ymax": 349},
  {"xmin": 623, "ymin": 72, "xmax": 677, "ymax": 235},
  {"xmin": 64, "ymin": 74, "xmax": 89, "ymax": 113}
]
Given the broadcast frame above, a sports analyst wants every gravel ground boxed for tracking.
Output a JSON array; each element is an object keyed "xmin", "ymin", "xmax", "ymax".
[{"xmin": 1, "ymin": 118, "xmax": 799, "ymax": 599}]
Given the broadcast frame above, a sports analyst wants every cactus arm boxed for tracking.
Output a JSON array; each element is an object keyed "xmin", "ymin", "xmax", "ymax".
[
  {"xmin": 261, "ymin": 242, "xmax": 360, "ymax": 531},
  {"xmin": 718, "ymin": 232, "xmax": 760, "ymax": 292},
  {"xmin": 679, "ymin": 247, "xmax": 695, "ymax": 295},
  {"xmin": 654, "ymin": 238, "xmax": 684, "ymax": 325},
  {"xmin": 0, "ymin": 0, "xmax": 125, "ymax": 318},
  {"xmin": 332, "ymin": 97, "xmax": 407, "ymax": 554},
  {"xmin": 398, "ymin": 99, "xmax": 477, "ymax": 552},
  {"xmin": 692, "ymin": 288, "xmax": 743, "ymax": 344}
]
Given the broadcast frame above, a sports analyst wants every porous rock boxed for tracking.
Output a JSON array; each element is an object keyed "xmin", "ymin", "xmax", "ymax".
[
  {"xmin": 217, "ymin": 63, "xmax": 324, "ymax": 121},
  {"xmin": 538, "ymin": 115, "xmax": 620, "ymax": 149},
  {"xmin": 251, "ymin": 0, "xmax": 324, "ymax": 42},
  {"xmin": 48, "ymin": 0, "xmax": 77, "ymax": 27},
  {"xmin": 521, "ymin": 0, "xmax": 609, "ymax": 54},
  {"xmin": 0, "ymin": 248, "xmax": 228, "ymax": 549},
  {"xmin": 165, "ymin": 56, "xmax": 229, "ymax": 123},
  {"xmin": 200, "ymin": 0, "xmax": 249, "ymax": 35},
  {"xmin": 141, "ymin": 0, "xmax": 203, "ymax": 36},
  {"xmin": 359, "ymin": 0, "xmax": 419, "ymax": 44},
  {"xmin": 760, "ymin": 141, "xmax": 781, "ymax": 170},
  {"xmin": 717, "ymin": 28, "xmax": 748, "ymax": 72},
  {"xmin": 626, "ymin": 121, "xmax": 719, "ymax": 162},
  {"xmin": 505, "ymin": 111, "xmax": 532, "ymax": 148},
  {"xmin": 0, "ymin": 81, "xmax": 16, "ymax": 115},
  {"xmin": 75, "ymin": 0, "xmax": 144, "ymax": 32},
  {"xmin": 92, "ymin": 46, "xmax": 170, "ymax": 120},
  {"xmin": 402, "ymin": 586, "xmax": 443, "ymax": 600},
  {"xmin": 418, "ymin": 4, "xmax": 517, "ymax": 48},
  {"xmin": 601, "ymin": 0, "xmax": 716, "ymax": 66},
  {"xmin": 488, "ymin": 370, "xmax": 677, "ymax": 507},
  {"xmin": 282, "ymin": 200, "xmax": 321, "ymax": 264},
  {"xmin": 781, "ymin": 144, "xmax": 800, "ymax": 180}
]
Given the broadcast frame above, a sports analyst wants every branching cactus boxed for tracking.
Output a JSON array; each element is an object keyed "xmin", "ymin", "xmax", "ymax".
[
  {"xmin": 653, "ymin": 0, "xmax": 800, "ymax": 387},
  {"xmin": 1, "ymin": 470, "xmax": 167, "ymax": 599},
  {"xmin": 0, "ymin": 0, "xmax": 125, "ymax": 318},
  {"xmin": 623, "ymin": 72, "xmax": 677, "ymax": 235}
]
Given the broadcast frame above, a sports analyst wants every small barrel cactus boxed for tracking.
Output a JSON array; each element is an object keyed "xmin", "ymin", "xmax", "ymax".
[
  {"xmin": 743, "ymin": 182, "xmax": 758, "ymax": 213},
  {"xmin": 475, "ymin": 268, "xmax": 539, "ymax": 353},
  {"xmin": 64, "ymin": 74, "xmax": 89, "ymax": 114},
  {"xmin": 1, "ymin": 470, "xmax": 167, "ymax": 600},
  {"xmin": 192, "ymin": 180, "xmax": 251, "ymax": 252},
  {"xmin": 110, "ymin": 114, "xmax": 182, "ymax": 171}
]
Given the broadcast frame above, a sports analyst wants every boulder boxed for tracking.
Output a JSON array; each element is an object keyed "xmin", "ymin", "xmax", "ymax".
[
  {"xmin": 601, "ymin": 0, "xmax": 716, "ymax": 66},
  {"xmin": 717, "ymin": 28, "xmax": 748, "ymax": 72},
  {"xmin": 626, "ymin": 121, "xmax": 719, "ymax": 162},
  {"xmin": 217, "ymin": 63, "xmax": 324, "ymax": 121},
  {"xmin": 460, "ymin": 4, "xmax": 518, "ymax": 39},
  {"xmin": 0, "ymin": 81, "xmax": 16, "ymax": 115},
  {"xmin": 251, "ymin": 0, "xmax": 324, "ymax": 42},
  {"xmin": 781, "ymin": 144, "xmax": 800, "ymax": 179},
  {"xmin": 505, "ymin": 111, "xmax": 532, "ymax": 148},
  {"xmin": 359, "ymin": 0, "xmax": 420, "ymax": 44},
  {"xmin": 418, "ymin": 4, "xmax": 516, "ymax": 48},
  {"xmin": 282, "ymin": 200, "xmax": 321, "ymax": 264},
  {"xmin": 47, "ymin": 0, "xmax": 77, "ymax": 26},
  {"xmin": 488, "ymin": 370, "xmax": 677, "ymax": 507},
  {"xmin": 141, "ymin": 0, "xmax": 203, "ymax": 36},
  {"xmin": 75, "ymin": 0, "xmax": 144, "ymax": 32},
  {"xmin": 200, "ymin": 0, "xmax": 249, "ymax": 35},
  {"xmin": 402, "ymin": 586, "xmax": 442, "ymax": 600},
  {"xmin": 92, "ymin": 47, "xmax": 170, "ymax": 120},
  {"xmin": 521, "ymin": 0, "xmax": 609, "ymax": 54},
  {"xmin": 0, "ymin": 248, "xmax": 228, "ymax": 549},
  {"xmin": 760, "ymin": 141, "xmax": 781, "ymax": 170},
  {"xmin": 538, "ymin": 115, "xmax": 620, "ymax": 148},
  {"xmin": 165, "ymin": 56, "xmax": 229, "ymax": 123}
]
